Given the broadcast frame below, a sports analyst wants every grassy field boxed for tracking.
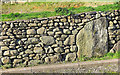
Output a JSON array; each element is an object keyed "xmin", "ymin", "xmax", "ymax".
[
  {"xmin": 1, "ymin": 2, "xmax": 120, "ymax": 21},
  {"xmin": 2, "ymin": 2, "xmax": 114, "ymax": 14}
]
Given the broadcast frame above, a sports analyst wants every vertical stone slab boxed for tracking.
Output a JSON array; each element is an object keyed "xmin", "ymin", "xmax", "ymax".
[{"xmin": 76, "ymin": 17, "xmax": 108, "ymax": 58}]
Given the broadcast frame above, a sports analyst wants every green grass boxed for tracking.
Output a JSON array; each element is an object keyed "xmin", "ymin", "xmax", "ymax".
[
  {"xmin": 79, "ymin": 50, "xmax": 120, "ymax": 61},
  {"xmin": 1, "ymin": 2, "xmax": 120, "ymax": 21}
]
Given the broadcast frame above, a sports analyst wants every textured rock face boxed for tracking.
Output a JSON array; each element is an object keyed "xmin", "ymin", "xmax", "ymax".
[
  {"xmin": 65, "ymin": 53, "xmax": 76, "ymax": 61},
  {"xmin": 40, "ymin": 36, "xmax": 55, "ymax": 45},
  {"xmin": 77, "ymin": 17, "xmax": 108, "ymax": 58},
  {"xmin": 110, "ymin": 41, "xmax": 120, "ymax": 52},
  {"xmin": 0, "ymin": 10, "xmax": 120, "ymax": 68}
]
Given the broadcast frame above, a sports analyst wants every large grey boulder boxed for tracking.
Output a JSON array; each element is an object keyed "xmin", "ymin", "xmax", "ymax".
[
  {"xmin": 40, "ymin": 36, "xmax": 55, "ymax": 45},
  {"xmin": 76, "ymin": 17, "xmax": 108, "ymax": 58}
]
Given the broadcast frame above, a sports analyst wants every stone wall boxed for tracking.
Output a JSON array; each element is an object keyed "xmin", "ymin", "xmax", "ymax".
[{"xmin": 0, "ymin": 10, "xmax": 120, "ymax": 68}]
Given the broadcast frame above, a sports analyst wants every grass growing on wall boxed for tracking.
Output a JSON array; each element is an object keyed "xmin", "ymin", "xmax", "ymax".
[
  {"xmin": 79, "ymin": 50, "xmax": 120, "ymax": 61},
  {"xmin": 1, "ymin": 2, "xmax": 120, "ymax": 21}
]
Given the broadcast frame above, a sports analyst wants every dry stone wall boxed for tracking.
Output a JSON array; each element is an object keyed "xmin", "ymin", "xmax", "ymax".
[{"xmin": 0, "ymin": 10, "xmax": 120, "ymax": 68}]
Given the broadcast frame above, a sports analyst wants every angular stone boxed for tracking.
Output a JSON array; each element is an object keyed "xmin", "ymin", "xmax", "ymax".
[
  {"xmin": 3, "ymin": 51, "xmax": 10, "ymax": 56},
  {"xmin": 61, "ymin": 35, "xmax": 68, "ymax": 40},
  {"xmin": 40, "ymin": 36, "xmax": 55, "ymax": 45},
  {"xmin": 44, "ymin": 46, "xmax": 54, "ymax": 53},
  {"xmin": 111, "ymin": 41, "xmax": 120, "ymax": 52},
  {"xmin": 64, "ymin": 35, "xmax": 75, "ymax": 45},
  {"xmin": 34, "ymin": 47, "xmax": 44, "ymax": 54},
  {"xmin": 28, "ymin": 60, "xmax": 42, "ymax": 66},
  {"xmin": 45, "ymin": 57, "xmax": 50, "ymax": 63},
  {"xmin": 25, "ymin": 49, "xmax": 33, "ymax": 54},
  {"xmin": 33, "ymin": 54, "xmax": 40, "ymax": 60},
  {"xmin": 65, "ymin": 53, "xmax": 76, "ymax": 61},
  {"xmin": 70, "ymin": 45, "xmax": 77, "ymax": 52},
  {"xmin": 72, "ymin": 29, "xmax": 78, "ymax": 35},
  {"xmin": 1, "ymin": 46, "xmax": 9, "ymax": 50},
  {"xmin": 77, "ymin": 17, "xmax": 108, "ymax": 58},
  {"xmin": 27, "ymin": 29, "xmax": 36, "ymax": 35},
  {"xmin": 27, "ymin": 38, "xmax": 39, "ymax": 44},
  {"xmin": 13, "ymin": 59, "xmax": 22, "ymax": 65},
  {"xmin": 49, "ymin": 55, "xmax": 62, "ymax": 63},
  {"xmin": 28, "ymin": 23, "xmax": 37, "ymax": 27},
  {"xmin": 54, "ymin": 47, "xmax": 64, "ymax": 53},
  {"xmin": 10, "ymin": 50, "xmax": 18, "ymax": 56},
  {"xmin": 37, "ymin": 27, "xmax": 45, "ymax": 34},
  {"xmin": 63, "ymin": 29, "xmax": 71, "ymax": 34},
  {"xmin": 47, "ymin": 31, "xmax": 54, "ymax": 36},
  {"xmin": 55, "ymin": 31, "xmax": 62, "ymax": 35},
  {"xmin": 1, "ymin": 57, "xmax": 11, "ymax": 64}
]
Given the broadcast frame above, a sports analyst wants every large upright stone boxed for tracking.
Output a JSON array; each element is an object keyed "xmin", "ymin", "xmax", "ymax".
[
  {"xmin": 76, "ymin": 17, "xmax": 108, "ymax": 58},
  {"xmin": 40, "ymin": 36, "xmax": 55, "ymax": 45}
]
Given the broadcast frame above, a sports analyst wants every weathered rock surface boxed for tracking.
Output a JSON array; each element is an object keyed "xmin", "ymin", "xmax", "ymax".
[
  {"xmin": 110, "ymin": 41, "xmax": 120, "ymax": 52},
  {"xmin": 34, "ymin": 47, "xmax": 44, "ymax": 54},
  {"xmin": 37, "ymin": 27, "xmax": 45, "ymax": 34},
  {"xmin": 27, "ymin": 29, "xmax": 36, "ymax": 35},
  {"xmin": 76, "ymin": 17, "xmax": 108, "ymax": 58},
  {"xmin": 65, "ymin": 53, "xmax": 76, "ymax": 61},
  {"xmin": 40, "ymin": 36, "xmax": 55, "ymax": 45},
  {"xmin": 1, "ymin": 57, "xmax": 11, "ymax": 64}
]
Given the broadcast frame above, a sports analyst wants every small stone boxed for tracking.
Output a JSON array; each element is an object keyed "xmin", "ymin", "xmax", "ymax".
[
  {"xmin": 61, "ymin": 35, "xmax": 68, "ymax": 40},
  {"xmin": 37, "ymin": 27, "xmax": 45, "ymax": 34},
  {"xmin": 109, "ymin": 21, "xmax": 113, "ymax": 27},
  {"xmin": 33, "ymin": 54, "xmax": 40, "ymax": 60},
  {"xmin": 53, "ymin": 27, "xmax": 60, "ymax": 32},
  {"xmin": 28, "ymin": 23, "xmax": 37, "ymax": 27},
  {"xmin": 34, "ymin": 47, "xmax": 44, "ymax": 54},
  {"xmin": 27, "ymin": 29, "xmax": 36, "ymax": 35},
  {"xmin": 65, "ymin": 53, "xmax": 76, "ymax": 61},
  {"xmin": 72, "ymin": 29, "xmax": 78, "ymax": 35},
  {"xmin": 1, "ymin": 46, "xmax": 9, "ymax": 50},
  {"xmin": 51, "ymin": 44, "xmax": 58, "ymax": 48},
  {"xmin": 109, "ymin": 49, "xmax": 115, "ymax": 53},
  {"xmin": 63, "ymin": 29, "xmax": 71, "ymax": 34},
  {"xmin": 49, "ymin": 55, "xmax": 62, "ymax": 63},
  {"xmin": 47, "ymin": 31, "xmax": 54, "ymax": 36},
  {"xmin": 22, "ymin": 54, "xmax": 29, "ymax": 57},
  {"xmin": 64, "ymin": 35, "xmax": 75, "ymax": 45},
  {"xmin": 70, "ymin": 45, "xmax": 77, "ymax": 52},
  {"xmin": 55, "ymin": 31, "xmax": 62, "ymax": 35},
  {"xmin": 13, "ymin": 59, "xmax": 22, "ymax": 65},
  {"xmin": 1, "ymin": 57, "xmax": 11, "ymax": 64},
  {"xmin": 113, "ymin": 20, "xmax": 117, "ymax": 24},
  {"xmin": 25, "ymin": 49, "xmax": 33, "ymax": 54},
  {"xmin": 27, "ymin": 38, "xmax": 39, "ymax": 44},
  {"xmin": 96, "ymin": 13, "xmax": 101, "ymax": 18},
  {"xmin": 3, "ymin": 51, "xmax": 10, "ymax": 56},
  {"xmin": 29, "ymin": 54, "xmax": 35, "ymax": 57},
  {"xmin": 10, "ymin": 50, "xmax": 18, "ymax": 56},
  {"xmin": 28, "ymin": 45, "xmax": 34, "ymax": 49},
  {"xmin": 45, "ymin": 57, "xmax": 50, "ymax": 63},
  {"xmin": 65, "ymin": 49, "xmax": 70, "ymax": 53},
  {"xmin": 54, "ymin": 47, "xmax": 64, "ymax": 53}
]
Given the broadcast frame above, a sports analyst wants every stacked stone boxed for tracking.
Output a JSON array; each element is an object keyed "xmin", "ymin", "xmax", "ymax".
[
  {"xmin": 107, "ymin": 10, "xmax": 120, "ymax": 50},
  {"xmin": 0, "ymin": 10, "xmax": 119, "ymax": 68}
]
